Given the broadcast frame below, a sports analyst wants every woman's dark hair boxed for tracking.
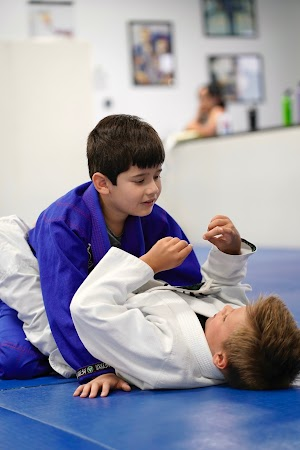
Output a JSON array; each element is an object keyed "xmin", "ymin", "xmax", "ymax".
[{"xmin": 207, "ymin": 82, "xmax": 226, "ymax": 108}]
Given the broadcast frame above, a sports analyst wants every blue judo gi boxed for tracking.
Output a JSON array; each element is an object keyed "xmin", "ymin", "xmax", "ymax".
[{"xmin": 1, "ymin": 182, "xmax": 202, "ymax": 381}]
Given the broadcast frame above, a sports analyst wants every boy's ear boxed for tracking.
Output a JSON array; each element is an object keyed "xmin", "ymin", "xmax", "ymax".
[
  {"xmin": 213, "ymin": 351, "xmax": 228, "ymax": 370},
  {"xmin": 92, "ymin": 172, "xmax": 110, "ymax": 195}
]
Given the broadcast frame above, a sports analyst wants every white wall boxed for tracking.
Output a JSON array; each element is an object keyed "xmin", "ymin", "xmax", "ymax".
[
  {"xmin": 0, "ymin": 0, "xmax": 300, "ymax": 138},
  {"xmin": 75, "ymin": 0, "xmax": 300, "ymax": 137},
  {"xmin": 158, "ymin": 127, "xmax": 300, "ymax": 248},
  {"xmin": 0, "ymin": 40, "xmax": 93, "ymax": 225},
  {"xmin": 0, "ymin": 0, "xmax": 299, "ymax": 246}
]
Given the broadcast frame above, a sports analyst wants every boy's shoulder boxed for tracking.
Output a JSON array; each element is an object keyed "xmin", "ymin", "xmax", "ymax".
[
  {"xmin": 31, "ymin": 182, "xmax": 94, "ymax": 236},
  {"xmin": 40, "ymin": 182, "xmax": 92, "ymax": 217}
]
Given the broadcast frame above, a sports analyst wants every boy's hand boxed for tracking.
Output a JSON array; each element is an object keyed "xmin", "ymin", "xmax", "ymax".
[
  {"xmin": 73, "ymin": 373, "xmax": 131, "ymax": 398},
  {"xmin": 140, "ymin": 237, "xmax": 193, "ymax": 274},
  {"xmin": 202, "ymin": 215, "xmax": 241, "ymax": 255}
]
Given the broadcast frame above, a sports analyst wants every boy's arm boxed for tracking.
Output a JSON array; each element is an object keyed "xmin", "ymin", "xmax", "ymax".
[
  {"xmin": 198, "ymin": 242, "xmax": 254, "ymax": 308},
  {"xmin": 199, "ymin": 215, "xmax": 255, "ymax": 307},
  {"xmin": 70, "ymin": 247, "xmax": 158, "ymax": 384},
  {"xmin": 201, "ymin": 240, "xmax": 255, "ymax": 286},
  {"xmin": 201, "ymin": 215, "xmax": 255, "ymax": 285},
  {"xmin": 70, "ymin": 242, "xmax": 192, "ymax": 389}
]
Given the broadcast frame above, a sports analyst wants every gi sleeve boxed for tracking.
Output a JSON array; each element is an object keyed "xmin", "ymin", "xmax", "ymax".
[
  {"xmin": 200, "ymin": 239, "xmax": 256, "ymax": 307},
  {"xmin": 70, "ymin": 248, "xmax": 180, "ymax": 388}
]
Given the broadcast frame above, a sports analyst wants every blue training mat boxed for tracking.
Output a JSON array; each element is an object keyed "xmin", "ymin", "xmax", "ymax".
[
  {"xmin": 0, "ymin": 373, "xmax": 76, "ymax": 391},
  {"xmin": 0, "ymin": 247, "xmax": 300, "ymax": 450}
]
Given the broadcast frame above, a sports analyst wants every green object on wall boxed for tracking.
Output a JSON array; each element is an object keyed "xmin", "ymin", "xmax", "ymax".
[{"xmin": 282, "ymin": 89, "xmax": 293, "ymax": 126}]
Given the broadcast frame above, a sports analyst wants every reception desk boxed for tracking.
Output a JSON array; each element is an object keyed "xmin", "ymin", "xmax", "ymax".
[{"xmin": 158, "ymin": 126, "xmax": 300, "ymax": 248}]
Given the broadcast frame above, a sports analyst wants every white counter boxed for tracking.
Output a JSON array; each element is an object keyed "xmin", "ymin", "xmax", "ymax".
[{"xmin": 158, "ymin": 126, "xmax": 300, "ymax": 248}]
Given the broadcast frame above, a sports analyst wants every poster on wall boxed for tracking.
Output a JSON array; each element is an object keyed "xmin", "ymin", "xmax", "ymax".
[
  {"xmin": 202, "ymin": 0, "xmax": 257, "ymax": 37},
  {"xmin": 28, "ymin": 0, "xmax": 74, "ymax": 38},
  {"xmin": 208, "ymin": 54, "xmax": 264, "ymax": 102},
  {"xmin": 129, "ymin": 21, "xmax": 175, "ymax": 86}
]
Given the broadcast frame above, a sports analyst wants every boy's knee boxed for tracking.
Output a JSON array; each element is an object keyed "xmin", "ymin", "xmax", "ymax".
[{"xmin": 0, "ymin": 300, "xmax": 51, "ymax": 379}]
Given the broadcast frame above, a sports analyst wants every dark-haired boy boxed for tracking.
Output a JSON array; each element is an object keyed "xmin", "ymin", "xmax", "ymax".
[{"xmin": 0, "ymin": 115, "xmax": 203, "ymax": 384}]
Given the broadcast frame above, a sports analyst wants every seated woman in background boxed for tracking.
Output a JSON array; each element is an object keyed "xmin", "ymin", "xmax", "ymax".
[{"xmin": 186, "ymin": 82, "xmax": 230, "ymax": 137}]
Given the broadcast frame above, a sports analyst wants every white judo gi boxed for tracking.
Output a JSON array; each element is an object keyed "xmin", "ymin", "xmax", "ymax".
[
  {"xmin": 0, "ymin": 215, "xmax": 253, "ymax": 388},
  {"xmin": 70, "ymin": 243, "xmax": 253, "ymax": 390}
]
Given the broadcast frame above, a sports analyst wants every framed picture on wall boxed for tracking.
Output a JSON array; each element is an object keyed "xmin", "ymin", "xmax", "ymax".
[
  {"xmin": 202, "ymin": 0, "xmax": 257, "ymax": 37},
  {"xmin": 208, "ymin": 53, "xmax": 264, "ymax": 103},
  {"xmin": 28, "ymin": 0, "xmax": 74, "ymax": 37},
  {"xmin": 128, "ymin": 21, "xmax": 175, "ymax": 86}
]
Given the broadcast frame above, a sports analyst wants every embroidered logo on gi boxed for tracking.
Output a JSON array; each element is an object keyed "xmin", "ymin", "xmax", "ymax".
[
  {"xmin": 87, "ymin": 243, "xmax": 94, "ymax": 272},
  {"xmin": 76, "ymin": 363, "xmax": 113, "ymax": 379},
  {"xmin": 87, "ymin": 366, "xmax": 94, "ymax": 374}
]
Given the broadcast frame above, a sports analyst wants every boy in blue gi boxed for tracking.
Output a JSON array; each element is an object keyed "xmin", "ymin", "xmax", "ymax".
[{"xmin": 0, "ymin": 114, "xmax": 203, "ymax": 388}]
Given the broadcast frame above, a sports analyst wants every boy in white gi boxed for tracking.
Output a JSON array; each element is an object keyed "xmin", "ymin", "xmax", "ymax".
[
  {"xmin": 1, "ymin": 215, "xmax": 300, "ymax": 396},
  {"xmin": 70, "ymin": 217, "xmax": 300, "ymax": 397}
]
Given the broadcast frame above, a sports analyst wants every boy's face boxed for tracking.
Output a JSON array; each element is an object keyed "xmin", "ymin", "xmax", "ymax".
[
  {"xmin": 205, "ymin": 305, "xmax": 247, "ymax": 356},
  {"xmin": 106, "ymin": 165, "xmax": 162, "ymax": 218}
]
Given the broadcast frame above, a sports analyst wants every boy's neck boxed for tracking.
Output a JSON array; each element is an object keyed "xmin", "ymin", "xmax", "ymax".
[
  {"xmin": 100, "ymin": 196, "xmax": 127, "ymax": 238},
  {"xmin": 106, "ymin": 220, "xmax": 124, "ymax": 239}
]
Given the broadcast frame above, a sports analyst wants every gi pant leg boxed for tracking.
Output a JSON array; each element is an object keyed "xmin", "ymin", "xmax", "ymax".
[
  {"xmin": 0, "ymin": 300, "xmax": 50, "ymax": 379},
  {"xmin": 0, "ymin": 215, "xmax": 52, "ymax": 379}
]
